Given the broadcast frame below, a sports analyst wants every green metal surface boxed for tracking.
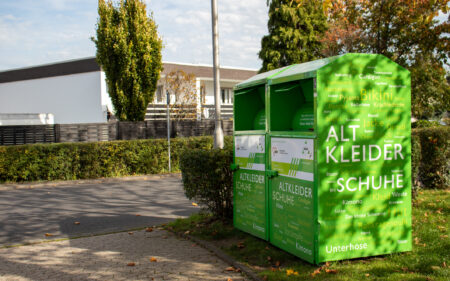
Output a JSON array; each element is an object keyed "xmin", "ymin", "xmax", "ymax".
[
  {"xmin": 316, "ymin": 53, "xmax": 411, "ymax": 262},
  {"xmin": 234, "ymin": 65, "xmax": 294, "ymax": 90},
  {"xmin": 234, "ymin": 85, "xmax": 265, "ymax": 131},
  {"xmin": 232, "ymin": 53, "xmax": 411, "ymax": 264},
  {"xmin": 233, "ymin": 135, "xmax": 268, "ymax": 240}
]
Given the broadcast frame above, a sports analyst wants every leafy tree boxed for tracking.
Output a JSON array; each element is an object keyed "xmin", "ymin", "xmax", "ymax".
[
  {"xmin": 321, "ymin": 0, "xmax": 449, "ymax": 119},
  {"xmin": 92, "ymin": 0, "xmax": 163, "ymax": 121},
  {"xmin": 410, "ymin": 56, "xmax": 450, "ymax": 119},
  {"xmin": 259, "ymin": 0, "xmax": 328, "ymax": 72},
  {"xmin": 164, "ymin": 70, "xmax": 198, "ymax": 120},
  {"xmin": 323, "ymin": 0, "xmax": 449, "ymax": 66}
]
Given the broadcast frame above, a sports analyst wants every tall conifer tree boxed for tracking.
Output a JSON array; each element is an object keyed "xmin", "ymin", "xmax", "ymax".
[
  {"xmin": 258, "ymin": 0, "xmax": 327, "ymax": 72},
  {"xmin": 92, "ymin": 0, "xmax": 163, "ymax": 121}
]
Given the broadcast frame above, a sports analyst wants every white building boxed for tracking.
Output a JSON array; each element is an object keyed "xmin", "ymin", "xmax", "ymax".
[{"xmin": 0, "ymin": 58, "xmax": 256, "ymax": 125}]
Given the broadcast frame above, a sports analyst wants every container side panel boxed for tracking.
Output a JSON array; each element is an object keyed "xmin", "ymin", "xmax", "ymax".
[
  {"xmin": 234, "ymin": 135, "xmax": 267, "ymax": 240},
  {"xmin": 269, "ymin": 137, "xmax": 315, "ymax": 263},
  {"xmin": 316, "ymin": 53, "xmax": 412, "ymax": 262}
]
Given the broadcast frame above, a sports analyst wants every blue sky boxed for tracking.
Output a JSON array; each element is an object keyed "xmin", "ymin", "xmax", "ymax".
[{"xmin": 0, "ymin": 0, "xmax": 268, "ymax": 71}]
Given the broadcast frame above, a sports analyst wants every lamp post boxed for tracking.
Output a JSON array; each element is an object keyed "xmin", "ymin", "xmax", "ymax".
[
  {"xmin": 166, "ymin": 90, "xmax": 171, "ymax": 172},
  {"xmin": 211, "ymin": 0, "xmax": 224, "ymax": 148}
]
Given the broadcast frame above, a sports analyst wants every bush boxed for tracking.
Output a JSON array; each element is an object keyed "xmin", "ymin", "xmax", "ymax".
[
  {"xmin": 179, "ymin": 141, "xmax": 233, "ymax": 219},
  {"xmin": 0, "ymin": 136, "xmax": 217, "ymax": 183},
  {"xmin": 411, "ymin": 120, "xmax": 442, "ymax": 128},
  {"xmin": 412, "ymin": 126, "xmax": 450, "ymax": 189},
  {"xmin": 411, "ymin": 133, "xmax": 422, "ymax": 196}
]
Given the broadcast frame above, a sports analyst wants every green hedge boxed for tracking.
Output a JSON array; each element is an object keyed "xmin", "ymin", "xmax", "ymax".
[
  {"xmin": 412, "ymin": 126, "xmax": 450, "ymax": 189},
  {"xmin": 0, "ymin": 136, "xmax": 218, "ymax": 183},
  {"xmin": 180, "ymin": 143, "xmax": 233, "ymax": 219}
]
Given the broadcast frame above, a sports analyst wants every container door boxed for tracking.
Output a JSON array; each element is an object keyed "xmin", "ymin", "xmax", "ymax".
[
  {"xmin": 233, "ymin": 135, "xmax": 268, "ymax": 240},
  {"xmin": 269, "ymin": 137, "xmax": 315, "ymax": 263}
]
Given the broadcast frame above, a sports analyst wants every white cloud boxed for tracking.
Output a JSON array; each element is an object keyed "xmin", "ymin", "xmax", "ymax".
[{"xmin": 0, "ymin": 0, "xmax": 268, "ymax": 71}]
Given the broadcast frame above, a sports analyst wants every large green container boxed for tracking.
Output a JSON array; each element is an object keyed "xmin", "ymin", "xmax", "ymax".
[{"xmin": 233, "ymin": 53, "xmax": 412, "ymax": 264}]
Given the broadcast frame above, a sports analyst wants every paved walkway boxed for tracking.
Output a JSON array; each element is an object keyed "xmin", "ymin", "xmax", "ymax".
[
  {"xmin": 0, "ymin": 175, "xmax": 248, "ymax": 280},
  {"xmin": 0, "ymin": 174, "xmax": 197, "ymax": 246},
  {"xmin": 0, "ymin": 228, "xmax": 246, "ymax": 280}
]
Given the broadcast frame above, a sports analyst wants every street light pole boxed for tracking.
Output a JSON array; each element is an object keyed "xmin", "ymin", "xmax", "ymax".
[
  {"xmin": 166, "ymin": 90, "xmax": 171, "ymax": 172},
  {"xmin": 211, "ymin": 0, "xmax": 224, "ymax": 149}
]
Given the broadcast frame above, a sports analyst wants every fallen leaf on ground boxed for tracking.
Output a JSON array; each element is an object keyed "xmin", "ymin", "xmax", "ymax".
[
  {"xmin": 365, "ymin": 273, "xmax": 370, "ymax": 277},
  {"xmin": 286, "ymin": 269, "xmax": 299, "ymax": 276},
  {"xmin": 225, "ymin": 267, "xmax": 235, "ymax": 271},
  {"xmin": 311, "ymin": 267, "xmax": 321, "ymax": 277},
  {"xmin": 74, "ymin": 222, "xmax": 80, "ymax": 225},
  {"xmin": 128, "ymin": 232, "xmax": 134, "ymax": 235},
  {"xmin": 192, "ymin": 202, "xmax": 198, "ymax": 206},
  {"xmin": 325, "ymin": 268, "xmax": 338, "ymax": 274},
  {"xmin": 127, "ymin": 262, "xmax": 135, "ymax": 266},
  {"xmin": 150, "ymin": 257, "xmax": 157, "ymax": 262},
  {"xmin": 146, "ymin": 227, "xmax": 153, "ymax": 232},
  {"xmin": 431, "ymin": 266, "xmax": 440, "ymax": 271},
  {"xmin": 45, "ymin": 233, "xmax": 53, "ymax": 237}
]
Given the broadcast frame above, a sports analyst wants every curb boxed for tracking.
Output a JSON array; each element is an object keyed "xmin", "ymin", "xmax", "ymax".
[{"xmin": 183, "ymin": 234, "xmax": 264, "ymax": 281}]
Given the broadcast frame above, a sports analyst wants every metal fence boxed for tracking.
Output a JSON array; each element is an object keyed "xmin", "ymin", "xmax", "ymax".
[{"xmin": 0, "ymin": 120, "xmax": 234, "ymax": 145}]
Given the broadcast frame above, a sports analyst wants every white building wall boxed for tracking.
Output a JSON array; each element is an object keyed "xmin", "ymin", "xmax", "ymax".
[
  {"xmin": 202, "ymin": 80, "xmax": 238, "ymax": 105},
  {"xmin": 100, "ymin": 71, "xmax": 114, "ymax": 118},
  {"xmin": 0, "ymin": 71, "xmax": 107, "ymax": 124}
]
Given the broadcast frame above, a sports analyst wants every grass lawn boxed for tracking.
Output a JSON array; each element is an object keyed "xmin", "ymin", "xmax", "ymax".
[{"xmin": 167, "ymin": 189, "xmax": 449, "ymax": 281}]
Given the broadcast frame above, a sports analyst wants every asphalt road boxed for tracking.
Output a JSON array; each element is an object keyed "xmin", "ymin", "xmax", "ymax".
[{"xmin": 0, "ymin": 175, "xmax": 198, "ymax": 246}]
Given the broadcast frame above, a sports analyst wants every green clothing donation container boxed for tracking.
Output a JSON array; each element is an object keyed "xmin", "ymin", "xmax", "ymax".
[{"xmin": 232, "ymin": 53, "xmax": 412, "ymax": 264}]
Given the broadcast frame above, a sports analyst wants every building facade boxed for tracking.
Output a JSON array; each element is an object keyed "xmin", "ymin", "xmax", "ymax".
[{"xmin": 0, "ymin": 58, "xmax": 256, "ymax": 124}]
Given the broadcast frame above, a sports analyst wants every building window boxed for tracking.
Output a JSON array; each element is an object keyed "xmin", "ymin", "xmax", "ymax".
[
  {"xmin": 221, "ymin": 88, "xmax": 233, "ymax": 104},
  {"xmin": 156, "ymin": 85, "xmax": 163, "ymax": 103}
]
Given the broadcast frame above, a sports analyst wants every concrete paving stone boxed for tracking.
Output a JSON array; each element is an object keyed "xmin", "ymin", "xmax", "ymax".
[{"xmin": 0, "ymin": 229, "xmax": 248, "ymax": 281}]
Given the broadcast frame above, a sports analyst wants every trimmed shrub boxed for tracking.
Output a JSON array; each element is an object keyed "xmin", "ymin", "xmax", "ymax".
[
  {"xmin": 411, "ymin": 120, "xmax": 441, "ymax": 128},
  {"xmin": 411, "ymin": 133, "xmax": 421, "ymax": 197},
  {"xmin": 412, "ymin": 127, "xmax": 450, "ymax": 189},
  {"xmin": 0, "ymin": 136, "xmax": 217, "ymax": 183},
  {"xmin": 179, "ymin": 141, "xmax": 233, "ymax": 219}
]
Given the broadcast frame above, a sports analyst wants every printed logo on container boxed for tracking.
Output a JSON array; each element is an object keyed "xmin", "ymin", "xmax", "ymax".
[
  {"xmin": 271, "ymin": 138, "xmax": 314, "ymax": 182},
  {"xmin": 235, "ymin": 135, "xmax": 265, "ymax": 171}
]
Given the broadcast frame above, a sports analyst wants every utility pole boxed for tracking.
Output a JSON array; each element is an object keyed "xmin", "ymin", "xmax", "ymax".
[
  {"xmin": 211, "ymin": 0, "xmax": 224, "ymax": 148},
  {"xmin": 166, "ymin": 90, "xmax": 171, "ymax": 172}
]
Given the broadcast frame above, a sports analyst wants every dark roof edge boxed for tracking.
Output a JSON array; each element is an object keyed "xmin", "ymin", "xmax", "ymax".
[
  {"xmin": 0, "ymin": 57, "xmax": 258, "ymax": 84},
  {"xmin": 0, "ymin": 57, "xmax": 100, "ymax": 84}
]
